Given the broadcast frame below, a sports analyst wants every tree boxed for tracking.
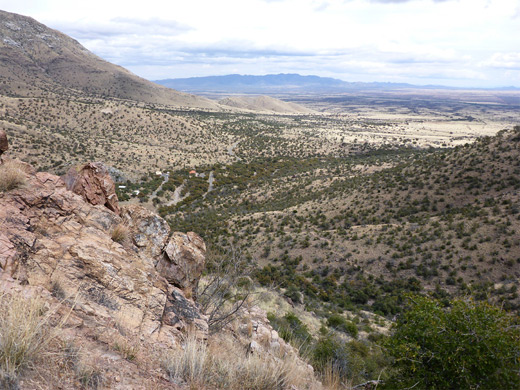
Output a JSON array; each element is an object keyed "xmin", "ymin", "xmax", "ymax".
[{"xmin": 384, "ymin": 295, "xmax": 520, "ymax": 389}]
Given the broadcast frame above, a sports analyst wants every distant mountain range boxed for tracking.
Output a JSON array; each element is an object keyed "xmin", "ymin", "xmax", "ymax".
[
  {"xmin": 154, "ymin": 73, "xmax": 520, "ymax": 94},
  {"xmin": 154, "ymin": 73, "xmax": 519, "ymax": 94}
]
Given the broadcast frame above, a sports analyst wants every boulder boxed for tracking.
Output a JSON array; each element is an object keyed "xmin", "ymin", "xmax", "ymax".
[
  {"xmin": 162, "ymin": 285, "xmax": 209, "ymax": 339},
  {"xmin": 0, "ymin": 129, "xmax": 8, "ymax": 161},
  {"xmin": 156, "ymin": 232, "xmax": 206, "ymax": 296},
  {"xmin": 120, "ymin": 204, "xmax": 170, "ymax": 265},
  {"xmin": 62, "ymin": 162, "xmax": 120, "ymax": 215}
]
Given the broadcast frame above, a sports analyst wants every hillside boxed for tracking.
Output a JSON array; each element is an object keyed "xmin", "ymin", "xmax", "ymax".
[
  {"xmin": 2, "ymin": 8, "xmax": 520, "ymax": 390},
  {"xmin": 0, "ymin": 155, "xmax": 320, "ymax": 389},
  {"xmin": 0, "ymin": 10, "xmax": 218, "ymax": 109},
  {"xmin": 160, "ymin": 126, "xmax": 520, "ymax": 316},
  {"xmin": 219, "ymin": 95, "xmax": 315, "ymax": 114}
]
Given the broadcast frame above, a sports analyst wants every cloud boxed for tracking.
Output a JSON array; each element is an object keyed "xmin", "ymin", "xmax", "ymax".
[
  {"xmin": 53, "ymin": 17, "xmax": 192, "ymax": 40},
  {"xmin": 482, "ymin": 52, "xmax": 520, "ymax": 70},
  {"xmin": 16, "ymin": 0, "xmax": 517, "ymax": 88},
  {"xmin": 369, "ymin": 0, "xmax": 452, "ymax": 2}
]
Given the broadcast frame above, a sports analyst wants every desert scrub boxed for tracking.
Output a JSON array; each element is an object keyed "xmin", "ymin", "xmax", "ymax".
[
  {"xmin": 0, "ymin": 291, "xmax": 55, "ymax": 387},
  {"xmin": 0, "ymin": 160, "xmax": 27, "ymax": 192},
  {"xmin": 111, "ymin": 223, "xmax": 130, "ymax": 244}
]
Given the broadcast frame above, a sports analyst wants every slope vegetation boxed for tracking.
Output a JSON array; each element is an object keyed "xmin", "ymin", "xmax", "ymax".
[{"xmin": 163, "ymin": 127, "xmax": 520, "ymax": 316}]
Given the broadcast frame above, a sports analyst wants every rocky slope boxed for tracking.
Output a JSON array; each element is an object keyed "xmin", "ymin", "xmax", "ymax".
[
  {"xmin": 0, "ymin": 132, "xmax": 316, "ymax": 388},
  {"xmin": 0, "ymin": 10, "xmax": 218, "ymax": 109}
]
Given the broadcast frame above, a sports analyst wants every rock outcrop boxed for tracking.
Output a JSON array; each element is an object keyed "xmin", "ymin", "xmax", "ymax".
[
  {"xmin": 121, "ymin": 204, "xmax": 170, "ymax": 262},
  {"xmin": 62, "ymin": 162, "xmax": 121, "ymax": 215},
  {"xmin": 156, "ymin": 232, "xmax": 206, "ymax": 297},
  {"xmin": 0, "ymin": 161, "xmax": 208, "ymax": 348},
  {"xmin": 0, "ymin": 129, "xmax": 8, "ymax": 161},
  {"xmin": 0, "ymin": 160, "xmax": 322, "ymax": 389}
]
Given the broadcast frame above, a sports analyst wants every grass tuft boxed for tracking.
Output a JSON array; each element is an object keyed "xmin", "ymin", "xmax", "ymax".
[
  {"xmin": 0, "ymin": 160, "xmax": 27, "ymax": 192},
  {"xmin": 0, "ymin": 291, "xmax": 54, "ymax": 385},
  {"xmin": 162, "ymin": 333, "xmax": 318, "ymax": 389},
  {"xmin": 111, "ymin": 223, "xmax": 130, "ymax": 244},
  {"xmin": 162, "ymin": 334, "xmax": 207, "ymax": 386}
]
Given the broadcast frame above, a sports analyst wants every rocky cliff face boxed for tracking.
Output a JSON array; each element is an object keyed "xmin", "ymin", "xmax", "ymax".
[
  {"xmin": 0, "ymin": 154, "xmax": 318, "ymax": 389},
  {"xmin": 0, "ymin": 159, "xmax": 208, "ymax": 366}
]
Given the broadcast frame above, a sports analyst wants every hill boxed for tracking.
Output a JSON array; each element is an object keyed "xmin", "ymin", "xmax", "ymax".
[
  {"xmin": 219, "ymin": 95, "xmax": 315, "ymax": 114},
  {"xmin": 161, "ymin": 126, "xmax": 520, "ymax": 316},
  {"xmin": 0, "ymin": 10, "xmax": 218, "ymax": 109}
]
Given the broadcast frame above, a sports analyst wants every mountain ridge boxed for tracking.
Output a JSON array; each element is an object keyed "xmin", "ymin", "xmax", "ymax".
[
  {"xmin": 154, "ymin": 73, "xmax": 520, "ymax": 94},
  {"xmin": 0, "ymin": 10, "xmax": 218, "ymax": 109}
]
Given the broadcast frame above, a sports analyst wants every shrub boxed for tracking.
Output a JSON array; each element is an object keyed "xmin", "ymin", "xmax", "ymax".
[
  {"xmin": 327, "ymin": 314, "xmax": 358, "ymax": 338},
  {"xmin": 0, "ymin": 160, "xmax": 27, "ymax": 192},
  {"xmin": 267, "ymin": 312, "xmax": 312, "ymax": 348},
  {"xmin": 384, "ymin": 295, "xmax": 520, "ymax": 389},
  {"xmin": 198, "ymin": 247, "xmax": 254, "ymax": 333}
]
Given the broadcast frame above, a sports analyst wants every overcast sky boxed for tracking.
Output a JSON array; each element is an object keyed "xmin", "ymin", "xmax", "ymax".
[{"xmin": 2, "ymin": 0, "xmax": 520, "ymax": 87}]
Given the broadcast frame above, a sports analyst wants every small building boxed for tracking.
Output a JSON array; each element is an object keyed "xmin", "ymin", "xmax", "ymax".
[
  {"xmin": 189, "ymin": 170, "xmax": 196, "ymax": 175},
  {"xmin": 155, "ymin": 171, "xmax": 162, "ymax": 176},
  {"xmin": 118, "ymin": 185, "xmax": 126, "ymax": 189}
]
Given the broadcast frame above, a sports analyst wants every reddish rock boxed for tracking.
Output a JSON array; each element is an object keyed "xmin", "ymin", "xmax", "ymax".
[
  {"xmin": 0, "ymin": 129, "xmax": 8, "ymax": 161},
  {"xmin": 156, "ymin": 232, "xmax": 206, "ymax": 296},
  {"xmin": 62, "ymin": 162, "xmax": 120, "ymax": 214},
  {"xmin": 0, "ymin": 164, "xmax": 208, "ymax": 345}
]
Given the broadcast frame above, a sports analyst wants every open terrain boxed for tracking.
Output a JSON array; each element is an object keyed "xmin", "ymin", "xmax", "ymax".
[{"xmin": 2, "ymin": 9, "xmax": 520, "ymax": 389}]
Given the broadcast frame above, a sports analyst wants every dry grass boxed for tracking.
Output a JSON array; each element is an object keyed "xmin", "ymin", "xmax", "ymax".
[
  {"xmin": 162, "ymin": 333, "xmax": 320, "ymax": 389},
  {"xmin": 0, "ymin": 291, "xmax": 55, "ymax": 387},
  {"xmin": 162, "ymin": 334, "xmax": 208, "ymax": 387},
  {"xmin": 0, "ymin": 160, "xmax": 27, "ymax": 192},
  {"xmin": 111, "ymin": 223, "xmax": 130, "ymax": 244}
]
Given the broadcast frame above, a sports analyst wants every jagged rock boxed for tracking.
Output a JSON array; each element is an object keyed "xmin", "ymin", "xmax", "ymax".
[
  {"xmin": 156, "ymin": 232, "xmax": 206, "ymax": 296},
  {"xmin": 0, "ymin": 129, "xmax": 8, "ymax": 161},
  {"xmin": 162, "ymin": 285, "xmax": 209, "ymax": 339},
  {"xmin": 0, "ymin": 166, "xmax": 208, "ymax": 348},
  {"xmin": 121, "ymin": 204, "xmax": 170, "ymax": 264},
  {"xmin": 62, "ymin": 162, "xmax": 120, "ymax": 215}
]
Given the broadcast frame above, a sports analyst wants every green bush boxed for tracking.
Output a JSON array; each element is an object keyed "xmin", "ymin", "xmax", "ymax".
[
  {"xmin": 326, "ymin": 314, "xmax": 358, "ymax": 338},
  {"xmin": 384, "ymin": 295, "xmax": 520, "ymax": 389},
  {"xmin": 267, "ymin": 312, "xmax": 311, "ymax": 347}
]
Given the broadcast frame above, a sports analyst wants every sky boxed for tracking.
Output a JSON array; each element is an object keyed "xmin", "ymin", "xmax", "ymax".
[{"xmin": 1, "ymin": 0, "xmax": 520, "ymax": 87}]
